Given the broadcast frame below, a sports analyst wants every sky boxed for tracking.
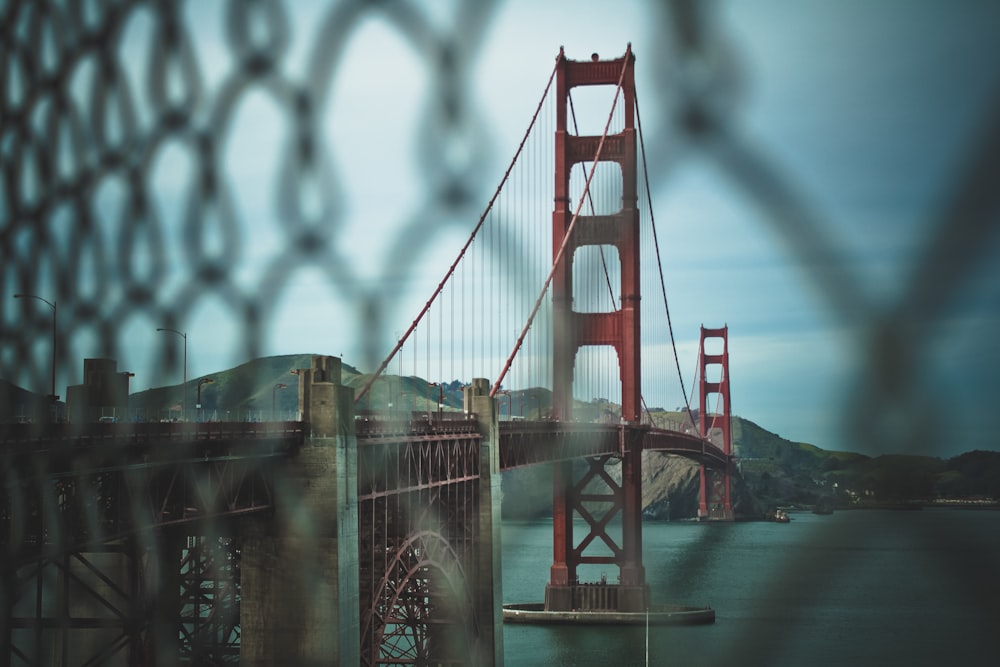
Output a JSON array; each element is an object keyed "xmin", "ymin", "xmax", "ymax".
[{"xmin": 6, "ymin": 0, "xmax": 1000, "ymax": 459}]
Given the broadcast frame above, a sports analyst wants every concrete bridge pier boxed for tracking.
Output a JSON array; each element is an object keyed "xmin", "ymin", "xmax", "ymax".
[
  {"xmin": 145, "ymin": 531, "xmax": 183, "ymax": 666},
  {"xmin": 239, "ymin": 355, "xmax": 360, "ymax": 666},
  {"xmin": 466, "ymin": 378, "xmax": 505, "ymax": 666}
]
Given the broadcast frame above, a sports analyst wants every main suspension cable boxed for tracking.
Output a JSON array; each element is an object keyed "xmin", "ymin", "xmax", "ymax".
[
  {"xmin": 355, "ymin": 57, "xmax": 561, "ymax": 404},
  {"xmin": 635, "ymin": 88, "xmax": 694, "ymax": 418}
]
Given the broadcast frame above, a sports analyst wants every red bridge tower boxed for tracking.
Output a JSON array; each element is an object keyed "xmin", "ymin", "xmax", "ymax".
[
  {"xmin": 697, "ymin": 325, "xmax": 735, "ymax": 520},
  {"xmin": 546, "ymin": 46, "xmax": 647, "ymax": 613}
]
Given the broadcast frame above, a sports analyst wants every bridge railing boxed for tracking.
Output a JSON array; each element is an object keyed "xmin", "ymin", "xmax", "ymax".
[
  {"xmin": 498, "ymin": 420, "xmax": 729, "ymax": 470},
  {"xmin": 0, "ymin": 420, "xmax": 307, "ymax": 446},
  {"xmin": 651, "ymin": 417, "xmax": 700, "ymax": 435},
  {"xmin": 499, "ymin": 422, "xmax": 622, "ymax": 470},
  {"xmin": 354, "ymin": 411, "xmax": 481, "ymax": 438},
  {"xmin": 0, "ymin": 421, "xmax": 306, "ymax": 569}
]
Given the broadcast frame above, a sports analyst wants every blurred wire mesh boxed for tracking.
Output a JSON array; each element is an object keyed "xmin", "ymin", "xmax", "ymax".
[{"xmin": 2, "ymin": 0, "xmax": 999, "ymax": 664}]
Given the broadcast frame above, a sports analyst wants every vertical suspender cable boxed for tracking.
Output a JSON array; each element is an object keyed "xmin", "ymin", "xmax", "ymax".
[{"xmin": 355, "ymin": 59, "xmax": 560, "ymax": 403}]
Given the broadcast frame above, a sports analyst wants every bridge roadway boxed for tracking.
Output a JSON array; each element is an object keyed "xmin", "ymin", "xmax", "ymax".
[
  {"xmin": 0, "ymin": 416, "xmax": 727, "ymax": 482},
  {"xmin": 498, "ymin": 418, "xmax": 727, "ymax": 469},
  {"xmin": 354, "ymin": 413, "xmax": 727, "ymax": 468},
  {"xmin": 0, "ymin": 420, "xmax": 305, "ymax": 568},
  {"xmin": 348, "ymin": 414, "xmax": 727, "ymax": 507},
  {"xmin": 1, "ymin": 416, "xmax": 725, "ymax": 562},
  {"xmin": 349, "ymin": 413, "xmax": 728, "ymax": 497}
]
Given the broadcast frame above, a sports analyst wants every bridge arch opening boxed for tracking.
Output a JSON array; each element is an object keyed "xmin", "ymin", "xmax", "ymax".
[
  {"xmin": 569, "ymin": 161, "xmax": 623, "ymax": 216},
  {"xmin": 572, "ymin": 244, "xmax": 621, "ymax": 313},
  {"xmin": 572, "ymin": 345, "xmax": 623, "ymax": 420},
  {"xmin": 567, "ymin": 84, "xmax": 626, "ymax": 137}
]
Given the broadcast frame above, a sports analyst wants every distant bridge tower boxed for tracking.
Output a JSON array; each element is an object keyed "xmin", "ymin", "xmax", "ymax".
[
  {"xmin": 697, "ymin": 325, "xmax": 735, "ymax": 520},
  {"xmin": 547, "ymin": 46, "xmax": 648, "ymax": 612}
]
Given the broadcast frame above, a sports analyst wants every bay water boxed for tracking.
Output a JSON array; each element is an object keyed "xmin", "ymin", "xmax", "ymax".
[{"xmin": 501, "ymin": 509, "xmax": 999, "ymax": 666}]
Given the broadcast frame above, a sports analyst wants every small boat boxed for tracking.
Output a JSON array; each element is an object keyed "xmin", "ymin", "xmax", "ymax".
[{"xmin": 766, "ymin": 508, "xmax": 790, "ymax": 523}]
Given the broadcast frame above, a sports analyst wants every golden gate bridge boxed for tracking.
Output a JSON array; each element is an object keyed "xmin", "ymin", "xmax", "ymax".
[{"xmin": 2, "ymin": 47, "xmax": 736, "ymax": 666}]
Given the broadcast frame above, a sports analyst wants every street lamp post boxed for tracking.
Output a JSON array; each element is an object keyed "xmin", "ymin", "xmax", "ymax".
[
  {"xmin": 13, "ymin": 294, "xmax": 58, "ymax": 411},
  {"xmin": 272, "ymin": 383, "xmax": 287, "ymax": 420},
  {"xmin": 428, "ymin": 382, "xmax": 444, "ymax": 419},
  {"xmin": 156, "ymin": 327, "xmax": 187, "ymax": 420},
  {"xmin": 498, "ymin": 390, "xmax": 511, "ymax": 421},
  {"xmin": 197, "ymin": 378, "xmax": 214, "ymax": 422}
]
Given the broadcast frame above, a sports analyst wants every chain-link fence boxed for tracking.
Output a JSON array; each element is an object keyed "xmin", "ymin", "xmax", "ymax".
[
  {"xmin": 3, "ymin": 0, "xmax": 999, "ymax": 454},
  {"xmin": 3, "ymin": 0, "xmax": 999, "ymax": 664}
]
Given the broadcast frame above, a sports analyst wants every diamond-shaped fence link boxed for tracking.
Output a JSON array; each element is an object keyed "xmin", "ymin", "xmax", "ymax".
[{"xmin": 1, "ymin": 0, "xmax": 502, "ymax": 394}]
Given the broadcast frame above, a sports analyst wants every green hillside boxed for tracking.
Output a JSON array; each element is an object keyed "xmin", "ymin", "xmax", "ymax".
[
  {"xmin": 129, "ymin": 354, "xmax": 320, "ymax": 420},
  {"xmin": 640, "ymin": 409, "xmax": 1000, "ymax": 515},
  {"xmin": 128, "ymin": 355, "xmax": 474, "ymax": 420},
  {"xmin": 0, "ymin": 378, "xmax": 62, "ymax": 423}
]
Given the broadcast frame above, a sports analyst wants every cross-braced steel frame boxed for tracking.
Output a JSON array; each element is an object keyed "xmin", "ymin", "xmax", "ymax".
[
  {"xmin": 1, "ymin": 423, "xmax": 300, "ymax": 665},
  {"xmin": 178, "ymin": 536, "xmax": 241, "ymax": 665}
]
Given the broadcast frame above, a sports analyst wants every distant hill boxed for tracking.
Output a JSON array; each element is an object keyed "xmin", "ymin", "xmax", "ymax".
[
  {"xmin": 129, "ymin": 354, "xmax": 320, "ymax": 420},
  {"xmin": 0, "ymin": 378, "xmax": 62, "ymax": 423},
  {"xmin": 127, "ymin": 354, "xmax": 472, "ymax": 420},
  {"xmin": 684, "ymin": 413, "xmax": 1000, "ymax": 514}
]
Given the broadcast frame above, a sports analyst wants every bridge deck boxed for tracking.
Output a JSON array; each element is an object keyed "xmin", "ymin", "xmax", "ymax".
[
  {"xmin": 351, "ymin": 414, "xmax": 728, "ymax": 470},
  {"xmin": 0, "ymin": 421, "xmax": 305, "ymax": 568},
  {"xmin": 0, "ymin": 417, "xmax": 724, "ymax": 563},
  {"xmin": 498, "ymin": 420, "xmax": 728, "ymax": 470}
]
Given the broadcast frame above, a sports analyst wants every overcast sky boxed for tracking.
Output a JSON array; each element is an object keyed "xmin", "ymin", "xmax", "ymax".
[
  {"xmin": 118, "ymin": 0, "xmax": 1000, "ymax": 458},
  {"xmin": 9, "ymin": 0, "xmax": 999, "ymax": 459}
]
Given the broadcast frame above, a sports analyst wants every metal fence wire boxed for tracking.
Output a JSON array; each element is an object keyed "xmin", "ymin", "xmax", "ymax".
[{"xmin": 2, "ymin": 0, "xmax": 999, "ymax": 665}]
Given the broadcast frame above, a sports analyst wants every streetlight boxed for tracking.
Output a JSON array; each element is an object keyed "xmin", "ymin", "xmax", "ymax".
[
  {"xmin": 197, "ymin": 378, "xmax": 214, "ymax": 421},
  {"xmin": 14, "ymin": 294, "xmax": 59, "ymax": 404},
  {"xmin": 13, "ymin": 293, "xmax": 58, "ymax": 409},
  {"xmin": 428, "ymin": 382, "xmax": 444, "ymax": 419},
  {"xmin": 498, "ymin": 390, "xmax": 511, "ymax": 421},
  {"xmin": 156, "ymin": 327, "xmax": 187, "ymax": 420},
  {"xmin": 272, "ymin": 383, "xmax": 287, "ymax": 420}
]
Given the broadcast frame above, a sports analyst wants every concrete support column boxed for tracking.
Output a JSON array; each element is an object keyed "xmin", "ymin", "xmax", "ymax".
[
  {"xmin": 0, "ymin": 569, "xmax": 11, "ymax": 662},
  {"xmin": 240, "ymin": 356, "xmax": 359, "ymax": 666},
  {"xmin": 469, "ymin": 378, "xmax": 504, "ymax": 667},
  {"xmin": 145, "ymin": 532, "xmax": 182, "ymax": 666}
]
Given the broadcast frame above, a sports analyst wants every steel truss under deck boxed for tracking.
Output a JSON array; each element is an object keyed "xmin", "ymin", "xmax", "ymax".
[
  {"xmin": 1, "ymin": 422, "xmax": 301, "ymax": 665},
  {"xmin": 356, "ymin": 421, "xmax": 483, "ymax": 667}
]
